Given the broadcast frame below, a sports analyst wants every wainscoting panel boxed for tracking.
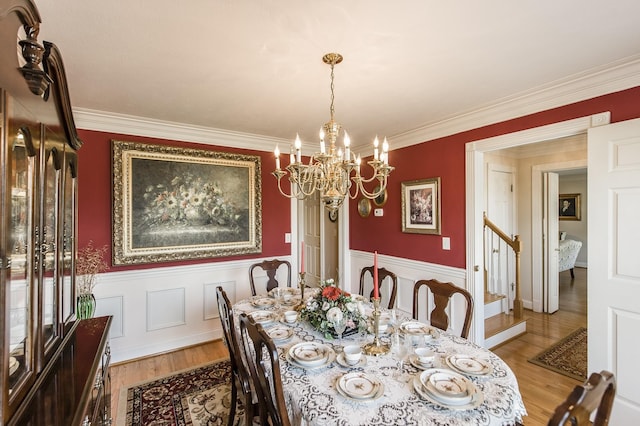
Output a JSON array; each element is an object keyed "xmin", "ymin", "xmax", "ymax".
[
  {"xmin": 147, "ymin": 288, "xmax": 186, "ymax": 331},
  {"xmin": 93, "ymin": 257, "xmax": 291, "ymax": 363},
  {"xmin": 204, "ymin": 281, "xmax": 236, "ymax": 320},
  {"xmin": 94, "ymin": 295, "xmax": 124, "ymax": 338}
]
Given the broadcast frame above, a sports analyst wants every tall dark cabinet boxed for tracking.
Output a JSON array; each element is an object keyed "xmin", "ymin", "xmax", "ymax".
[{"xmin": 1, "ymin": 1, "xmax": 111, "ymax": 424}]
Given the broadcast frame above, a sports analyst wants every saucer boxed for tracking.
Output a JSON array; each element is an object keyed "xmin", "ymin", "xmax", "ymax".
[
  {"xmin": 408, "ymin": 354, "xmax": 436, "ymax": 370},
  {"xmin": 445, "ymin": 354, "xmax": 493, "ymax": 376}
]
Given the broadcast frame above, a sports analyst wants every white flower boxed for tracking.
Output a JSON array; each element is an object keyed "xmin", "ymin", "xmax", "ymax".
[
  {"xmin": 326, "ymin": 307, "xmax": 344, "ymax": 323},
  {"xmin": 322, "ymin": 301, "xmax": 330, "ymax": 311},
  {"xmin": 345, "ymin": 302, "xmax": 357, "ymax": 312},
  {"xmin": 357, "ymin": 301, "xmax": 366, "ymax": 316}
]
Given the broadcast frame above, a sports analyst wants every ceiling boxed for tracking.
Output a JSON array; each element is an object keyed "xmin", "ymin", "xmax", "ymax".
[{"xmin": 34, "ymin": 0, "xmax": 640, "ymax": 152}]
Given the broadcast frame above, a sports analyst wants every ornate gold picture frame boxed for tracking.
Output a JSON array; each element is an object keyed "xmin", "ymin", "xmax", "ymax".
[{"xmin": 112, "ymin": 140, "xmax": 262, "ymax": 265}]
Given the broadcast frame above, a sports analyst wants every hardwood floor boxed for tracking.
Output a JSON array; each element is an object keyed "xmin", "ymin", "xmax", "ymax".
[{"xmin": 110, "ymin": 268, "xmax": 587, "ymax": 425}]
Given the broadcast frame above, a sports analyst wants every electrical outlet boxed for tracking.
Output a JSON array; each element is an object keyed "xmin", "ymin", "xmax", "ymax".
[
  {"xmin": 285, "ymin": 233, "xmax": 291, "ymax": 243},
  {"xmin": 374, "ymin": 208, "xmax": 383, "ymax": 217}
]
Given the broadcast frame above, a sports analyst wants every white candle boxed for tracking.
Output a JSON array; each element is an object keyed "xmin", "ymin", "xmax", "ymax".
[
  {"xmin": 382, "ymin": 138, "xmax": 389, "ymax": 165},
  {"xmin": 319, "ymin": 128, "xmax": 326, "ymax": 154},
  {"xmin": 373, "ymin": 136, "xmax": 379, "ymax": 161},
  {"xmin": 274, "ymin": 145, "xmax": 280, "ymax": 170},
  {"xmin": 295, "ymin": 134, "xmax": 302, "ymax": 163},
  {"xmin": 344, "ymin": 132, "xmax": 350, "ymax": 161}
]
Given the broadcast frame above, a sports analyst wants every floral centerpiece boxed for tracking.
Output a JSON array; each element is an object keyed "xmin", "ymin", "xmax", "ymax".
[{"xmin": 299, "ymin": 279, "xmax": 365, "ymax": 339}]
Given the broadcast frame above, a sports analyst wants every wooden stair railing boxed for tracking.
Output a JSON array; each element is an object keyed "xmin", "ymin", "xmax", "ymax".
[{"xmin": 483, "ymin": 212, "xmax": 523, "ymax": 320}]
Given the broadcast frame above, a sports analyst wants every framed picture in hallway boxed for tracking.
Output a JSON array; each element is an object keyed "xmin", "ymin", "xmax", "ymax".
[
  {"xmin": 401, "ymin": 177, "xmax": 441, "ymax": 234},
  {"xmin": 111, "ymin": 140, "xmax": 262, "ymax": 265},
  {"xmin": 559, "ymin": 193, "xmax": 581, "ymax": 221}
]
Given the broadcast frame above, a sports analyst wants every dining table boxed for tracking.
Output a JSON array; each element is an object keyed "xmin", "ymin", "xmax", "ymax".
[{"xmin": 233, "ymin": 288, "xmax": 527, "ymax": 426}]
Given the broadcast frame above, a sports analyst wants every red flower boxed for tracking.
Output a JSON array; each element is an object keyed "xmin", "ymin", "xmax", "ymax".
[{"xmin": 322, "ymin": 286, "xmax": 342, "ymax": 301}]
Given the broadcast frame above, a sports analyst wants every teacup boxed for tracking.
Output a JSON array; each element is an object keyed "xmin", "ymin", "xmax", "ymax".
[
  {"xmin": 283, "ymin": 310, "xmax": 298, "ymax": 323},
  {"xmin": 343, "ymin": 345, "xmax": 362, "ymax": 365},
  {"xmin": 415, "ymin": 347, "xmax": 435, "ymax": 365}
]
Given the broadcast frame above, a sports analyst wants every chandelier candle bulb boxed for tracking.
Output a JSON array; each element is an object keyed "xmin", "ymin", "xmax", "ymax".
[
  {"xmin": 383, "ymin": 138, "xmax": 389, "ymax": 165},
  {"xmin": 295, "ymin": 134, "xmax": 302, "ymax": 163},
  {"xmin": 319, "ymin": 128, "xmax": 326, "ymax": 153},
  {"xmin": 274, "ymin": 145, "xmax": 280, "ymax": 170},
  {"xmin": 344, "ymin": 132, "xmax": 351, "ymax": 160},
  {"xmin": 373, "ymin": 136, "xmax": 379, "ymax": 161}
]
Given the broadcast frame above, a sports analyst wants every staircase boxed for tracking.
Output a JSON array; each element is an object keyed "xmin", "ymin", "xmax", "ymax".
[{"xmin": 483, "ymin": 213, "xmax": 527, "ymax": 349}]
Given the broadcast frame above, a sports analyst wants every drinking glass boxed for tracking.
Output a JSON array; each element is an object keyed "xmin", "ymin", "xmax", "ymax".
[
  {"xmin": 391, "ymin": 332, "xmax": 408, "ymax": 380},
  {"xmin": 333, "ymin": 317, "xmax": 347, "ymax": 352}
]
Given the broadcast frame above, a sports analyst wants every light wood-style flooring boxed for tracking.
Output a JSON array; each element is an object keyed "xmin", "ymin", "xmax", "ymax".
[{"xmin": 110, "ymin": 267, "xmax": 587, "ymax": 425}]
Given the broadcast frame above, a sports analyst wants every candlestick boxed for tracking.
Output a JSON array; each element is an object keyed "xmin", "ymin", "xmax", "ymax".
[
  {"xmin": 300, "ymin": 241, "xmax": 305, "ymax": 274},
  {"xmin": 295, "ymin": 272, "xmax": 306, "ymax": 311},
  {"xmin": 363, "ymin": 297, "xmax": 390, "ymax": 355}
]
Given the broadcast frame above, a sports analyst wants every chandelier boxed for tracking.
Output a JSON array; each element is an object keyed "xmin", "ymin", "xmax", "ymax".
[{"xmin": 272, "ymin": 53, "xmax": 394, "ymax": 212}]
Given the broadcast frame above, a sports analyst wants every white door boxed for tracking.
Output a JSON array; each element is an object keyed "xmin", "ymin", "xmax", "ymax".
[
  {"xmin": 588, "ymin": 118, "xmax": 640, "ymax": 423},
  {"xmin": 543, "ymin": 172, "xmax": 560, "ymax": 313},
  {"xmin": 303, "ymin": 191, "xmax": 321, "ymax": 287},
  {"xmin": 487, "ymin": 164, "xmax": 515, "ymax": 310}
]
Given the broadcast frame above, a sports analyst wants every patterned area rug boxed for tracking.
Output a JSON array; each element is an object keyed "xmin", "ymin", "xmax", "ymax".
[
  {"xmin": 528, "ymin": 327, "xmax": 587, "ymax": 381},
  {"xmin": 117, "ymin": 359, "xmax": 245, "ymax": 426}
]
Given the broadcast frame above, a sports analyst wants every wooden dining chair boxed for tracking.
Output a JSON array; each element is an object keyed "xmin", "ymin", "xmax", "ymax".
[
  {"xmin": 412, "ymin": 279, "xmax": 473, "ymax": 338},
  {"xmin": 238, "ymin": 313, "xmax": 291, "ymax": 426},
  {"xmin": 359, "ymin": 266, "xmax": 398, "ymax": 309},
  {"xmin": 548, "ymin": 370, "xmax": 616, "ymax": 426},
  {"xmin": 249, "ymin": 259, "xmax": 292, "ymax": 296},
  {"xmin": 216, "ymin": 287, "xmax": 256, "ymax": 426}
]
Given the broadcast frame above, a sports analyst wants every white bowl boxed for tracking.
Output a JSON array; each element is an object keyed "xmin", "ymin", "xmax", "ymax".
[
  {"xmin": 283, "ymin": 310, "xmax": 298, "ymax": 323},
  {"xmin": 415, "ymin": 347, "xmax": 435, "ymax": 364}
]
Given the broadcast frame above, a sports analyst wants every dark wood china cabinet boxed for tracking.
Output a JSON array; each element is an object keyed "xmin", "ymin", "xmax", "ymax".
[{"xmin": 1, "ymin": 1, "xmax": 111, "ymax": 424}]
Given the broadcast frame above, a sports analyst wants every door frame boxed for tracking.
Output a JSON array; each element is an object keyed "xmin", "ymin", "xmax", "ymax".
[{"xmin": 465, "ymin": 112, "xmax": 609, "ymax": 345}]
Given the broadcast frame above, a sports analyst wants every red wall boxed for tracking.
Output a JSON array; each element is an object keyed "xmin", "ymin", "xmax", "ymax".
[
  {"xmin": 349, "ymin": 86, "xmax": 640, "ymax": 268},
  {"xmin": 77, "ymin": 130, "xmax": 291, "ymax": 271}
]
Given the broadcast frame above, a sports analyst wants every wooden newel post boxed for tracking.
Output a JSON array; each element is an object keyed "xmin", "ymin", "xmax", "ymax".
[{"xmin": 513, "ymin": 235, "xmax": 523, "ymax": 319}]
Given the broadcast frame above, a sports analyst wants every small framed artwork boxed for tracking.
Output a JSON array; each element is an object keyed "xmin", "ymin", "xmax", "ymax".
[
  {"xmin": 559, "ymin": 193, "xmax": 581, "ymax": 221},
  {"xmin": 358, "ymin": 198, "xmax": 372, "ymax": 218},
  {"xmin": 373, "ymin": 185, "xmax": 388, "ymax": 207},
  {"xmin": 401, "ymin": 177, "xmax": 441, "ymax": 234}
]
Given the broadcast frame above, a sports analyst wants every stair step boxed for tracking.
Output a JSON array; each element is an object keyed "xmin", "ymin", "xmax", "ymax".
[
  {"xmin": 484, "ymin": 312, "xmax": 526, "ymax": 349},
  {"xmin": 484, "ymin": 292, "xmax": 506, "ymax": 304}
]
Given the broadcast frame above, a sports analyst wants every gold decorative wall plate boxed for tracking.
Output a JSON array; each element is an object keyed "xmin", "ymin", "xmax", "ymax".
[{"xmin": 358, "ymin": 198, "xmax": 371, "ymax": 217}]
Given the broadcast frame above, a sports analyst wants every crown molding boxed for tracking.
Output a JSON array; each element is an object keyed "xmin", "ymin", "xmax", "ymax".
[
  {"xmin": 73, "ymin": 108, "xmax": 289, "ymax": 152},
  {"xmin": 387, "ymin": 55, "xmax": 640, "ymax": 150},
  {"xmin": 75, "ymin": 55, "xmax": 640, "ymax": 153}
]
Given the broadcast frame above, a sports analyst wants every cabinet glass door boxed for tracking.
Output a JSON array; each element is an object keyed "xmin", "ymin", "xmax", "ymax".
[
  {"xmin": 41, "ymin": 145, "xmax": 61, "ymax": 353},
  {"xmin": 60, "ymin": 152, "xmax": 77, "ymax": 327},
  {"xmin": 7, "ymin": 123, "xmax": 37, "ymax": 399}
]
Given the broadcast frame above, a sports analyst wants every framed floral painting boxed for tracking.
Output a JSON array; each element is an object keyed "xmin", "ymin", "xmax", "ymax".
[
  {"xmin": 401, "ymin": 177, "xmax": 441, "ymax": 234},
  {"xmin": 112, "ymin": 140, "xmax": 262, "ymax": 265}
]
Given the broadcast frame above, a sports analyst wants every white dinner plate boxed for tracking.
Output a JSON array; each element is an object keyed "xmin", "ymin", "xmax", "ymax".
[
  {"xmin": 418, "ymin": 369, "xmax": 477, "ymax": 406},
  {"xmin": 268, "ymin": 287, "xmax": 301, "ymax": 298},
  {"xmin": 337, "ymin": 372, "xmax": 382, "ymax": 400},
  {"xmin": 413, "ymin": 375, "xmax": 483, "ymax": 410},
  {"xmin": 249, "ymin": 310, "xmax": 278, "ymax": 325},
  {"xmin": 445, "ymin": 354, "xmax": 493, "ymax": 376},
  {"xmin": 336, "ymin": 352, "xmax": 367, "ymax": 368},
  {"xmin": 266, "ymin": 325, "xmax": 294, "ymax": 342},
  {"xmin": 285, "ymin": 346, "xmax": 336, "ymax": 370},
  {"xmin": 289, "ymin": 342, "xmax": 331, "ymax": 367},
  {"xmin": 251, "ymin": 297, "xmax": 277, "ymax": 309},
  {"xmin": 399, "ymin": 321, "xmax": 435, "ymax": 336}
]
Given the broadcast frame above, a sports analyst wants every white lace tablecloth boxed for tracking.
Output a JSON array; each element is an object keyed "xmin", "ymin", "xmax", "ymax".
[{"xmin": 234, "ymin": 298, "xmax": 527, "ymax": 426}]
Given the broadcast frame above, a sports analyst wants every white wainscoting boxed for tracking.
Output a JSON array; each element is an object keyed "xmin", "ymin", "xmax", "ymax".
[
  {"xmin": 93, "ymin": 256, "xmax": 291, "ymax": 364},
  {"xmin": 349, "ymin": 250, "xmax": 469, "ymax": 340},
  {"xmin": 94, "ymin": 252, "xmax": 467, "ymax": 363}
]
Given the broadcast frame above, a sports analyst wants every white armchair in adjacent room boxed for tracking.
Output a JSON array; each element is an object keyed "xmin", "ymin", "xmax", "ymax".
[{"xmin": 559, "ymin": 238, "xmax": 583, "ymax": 279}]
